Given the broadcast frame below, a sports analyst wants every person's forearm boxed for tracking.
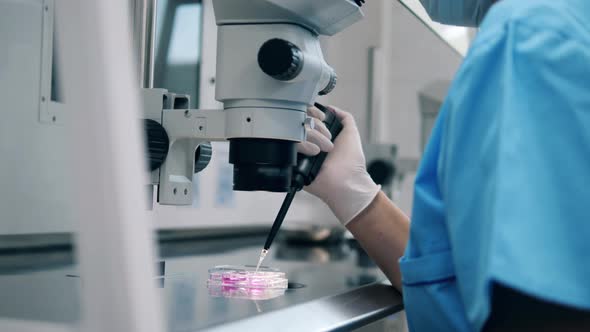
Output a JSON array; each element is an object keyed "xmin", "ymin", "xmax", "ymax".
[{"xmin": 346, "ymin": 191, "xmax": 410, "ymax": 291}]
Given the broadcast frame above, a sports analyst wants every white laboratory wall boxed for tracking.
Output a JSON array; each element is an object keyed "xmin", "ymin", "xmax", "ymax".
[
  {"xmin": 0, "ymin": 0, "xmax": 75, "ymax": 235},
  {"xmin": 321, "ymin": 0, "xmax": 463, "ymax": 215},
  {"xmin": 399, "ymin": 0, "xmax": 477, "ymax": 56},
  {"xmin": 319, "ymin": 1, "xmax": 384, "ymax": 141}
]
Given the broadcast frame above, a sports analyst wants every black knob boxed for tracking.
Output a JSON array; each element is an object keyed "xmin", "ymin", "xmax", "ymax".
[
  {"xmin": 194, "ymin": 142, "xmax": 213, "ymax": 174},
  {"xmin": 144, "ymin": 119, "xmax": 169, "ymax": 171},
  {"xmin": 354, "ymin": 0, "xmax": 365, "ymax": 7},
  {"xmin": 258, "ymin": 39, "xmax": 304, "ymax": 81}
]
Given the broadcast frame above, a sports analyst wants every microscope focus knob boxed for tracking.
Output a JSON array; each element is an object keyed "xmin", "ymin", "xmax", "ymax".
[
  {"xmin": 144, "ymin": 119, "xmax": 170, "ymax": 171},
  {"xmin": 194, "ymin": 142, "xmax": 213, "ymax": 174},
  {"xmin": 319, "ymin": 70, "xmax": 338, "ymax": 96},
  {"xmin": 258, "ymin": 39, "xmax": 304, "ymax": 81}
]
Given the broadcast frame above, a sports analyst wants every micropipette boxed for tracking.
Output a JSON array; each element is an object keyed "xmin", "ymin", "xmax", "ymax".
[{"xmin": 256, "ymin": 103, "xmax": 343, "ymax": 270}]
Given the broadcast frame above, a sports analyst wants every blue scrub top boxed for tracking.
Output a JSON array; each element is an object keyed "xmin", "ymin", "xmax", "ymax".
[{"xmin": 399, "ymin": 0, "xmax": 590, "ymax": 331}]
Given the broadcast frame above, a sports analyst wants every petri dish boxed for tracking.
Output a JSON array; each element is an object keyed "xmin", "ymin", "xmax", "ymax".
[{"xmin": 207, "ymin": 265, "xmax": 288, "ymax": 300}]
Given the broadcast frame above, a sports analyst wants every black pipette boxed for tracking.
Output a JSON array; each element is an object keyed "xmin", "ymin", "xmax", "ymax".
[{"xmin": 256, "ymin": 103, "xmax": 343, "ymax": 270}]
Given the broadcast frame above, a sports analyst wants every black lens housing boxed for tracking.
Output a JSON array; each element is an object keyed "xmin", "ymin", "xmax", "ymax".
[{"xmin": 229, "ymin": 138, "xmax": 297, "ymax": 192}]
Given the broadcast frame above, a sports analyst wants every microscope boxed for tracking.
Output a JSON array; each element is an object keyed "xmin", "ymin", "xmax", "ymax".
[
  {"xmin": 145, "ymin": 0, "xmax": 364, "ymax": 206},
  {"xmin": 0, "ymin": 0, "xmax": 363, "ymax": 236}
]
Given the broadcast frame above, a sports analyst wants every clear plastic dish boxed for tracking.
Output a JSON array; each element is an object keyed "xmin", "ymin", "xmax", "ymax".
[
  {"xmin": 207, "ymin": 265, "xmax": 288, "ymax": 300},
  {"xmin": 208, "ymin": 284, "xmax": 286, "ymax": 301},
  {"xmin": 206, "ymin": 265, "xmax": 288, "ymax": 290}
]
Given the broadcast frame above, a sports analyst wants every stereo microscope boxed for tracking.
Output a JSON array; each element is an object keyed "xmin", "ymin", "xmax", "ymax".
[{"xmin": 145, "ymin": 0, "xmax": 365, "ymax": 205}]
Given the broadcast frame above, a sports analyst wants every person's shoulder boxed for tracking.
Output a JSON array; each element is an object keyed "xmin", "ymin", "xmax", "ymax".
[
  {"xmin": 480, "ymin": 0, "xmax": 590, "ymax": 41},
  {"xmin": 464, "ymin": 0, "xmax": 590, "ymax": 61}
]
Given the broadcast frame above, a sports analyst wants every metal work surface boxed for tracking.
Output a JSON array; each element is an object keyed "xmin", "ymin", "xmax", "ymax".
[{"xmin": 0, "ymin": 235, "xmax": 402, "ymax": 331}]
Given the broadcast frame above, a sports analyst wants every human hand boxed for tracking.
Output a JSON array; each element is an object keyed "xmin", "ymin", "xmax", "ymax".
[
  {"xmin": 304, "ymin": 106, "xmax": 380, "ymax": 225},
  {"xmin": 296, "ymin": 105, "xmax": 335, "ymax": 156}
]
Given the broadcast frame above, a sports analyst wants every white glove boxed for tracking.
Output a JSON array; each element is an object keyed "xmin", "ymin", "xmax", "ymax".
[
  {"xmin": 297, "ymin": 106, "xmax": 335, "ymax": 156},
  {"xmin": 302, "ymin": 106, "xmax": 381, "ymax": 226}
]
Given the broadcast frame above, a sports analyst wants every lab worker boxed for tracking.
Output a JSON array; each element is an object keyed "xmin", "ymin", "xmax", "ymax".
[{"xmin": 301, "ymin": 0, "xmax": 590, "ymax": 330}]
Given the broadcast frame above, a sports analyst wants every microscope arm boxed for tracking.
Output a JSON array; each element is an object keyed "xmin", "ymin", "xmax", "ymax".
[{"xmin": 142, "ymin": 88, "xmax": 226, "ymax": 206}]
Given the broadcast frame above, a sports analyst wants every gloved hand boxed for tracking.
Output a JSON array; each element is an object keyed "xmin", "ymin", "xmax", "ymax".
[
  {"xmin": 302, "ymin": 105, "xmax": 381, "ymax": 226},
  {"xmin": 296, "ymin": 106, "xmax": 335, "ymax": 156}
]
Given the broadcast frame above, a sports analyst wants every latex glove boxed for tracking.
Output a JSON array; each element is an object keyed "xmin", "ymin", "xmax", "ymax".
[
  {"xmin": 296, "ymin": 106, "xmax": 334, "ymax": 156},
  {"xmin": 304, "ymin": 106, "xmax": 381, "ymax": 225}
]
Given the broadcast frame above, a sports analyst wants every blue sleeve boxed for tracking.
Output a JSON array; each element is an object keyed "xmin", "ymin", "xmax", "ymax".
[{"xmin": 439, "ymin": 16, "xmax": 590, "ymax": 329}]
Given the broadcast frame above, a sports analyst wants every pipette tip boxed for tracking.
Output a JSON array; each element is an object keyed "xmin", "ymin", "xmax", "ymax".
[{"xmin": 255, "ymin": 249, "xmax": 269, "ymax": 272}]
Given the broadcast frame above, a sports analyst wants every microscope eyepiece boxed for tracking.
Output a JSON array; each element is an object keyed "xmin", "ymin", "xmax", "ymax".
[
  {"xmin": 258, "ymin": 39, "xmax": 304, "ymax": 81},
  {"xmin": 229, "ymin": 138, "xmax": 297, "ymax": 192}
]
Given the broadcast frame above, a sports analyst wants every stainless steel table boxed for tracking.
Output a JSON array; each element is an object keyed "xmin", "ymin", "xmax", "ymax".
[{"xmin": 0, "ymin": 234, "xmax": 403, "ymax": 331}]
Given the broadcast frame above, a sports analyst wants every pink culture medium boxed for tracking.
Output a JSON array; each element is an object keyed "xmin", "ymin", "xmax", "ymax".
[{"xmin": 207, "ymin": 265, "xmax": 288, "ymax": 300}]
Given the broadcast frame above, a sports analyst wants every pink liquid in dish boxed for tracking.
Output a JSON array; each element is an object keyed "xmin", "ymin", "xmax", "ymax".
[{"xmin": 207, "ymin": 265, "xmax": 288, "ymax": 300}]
